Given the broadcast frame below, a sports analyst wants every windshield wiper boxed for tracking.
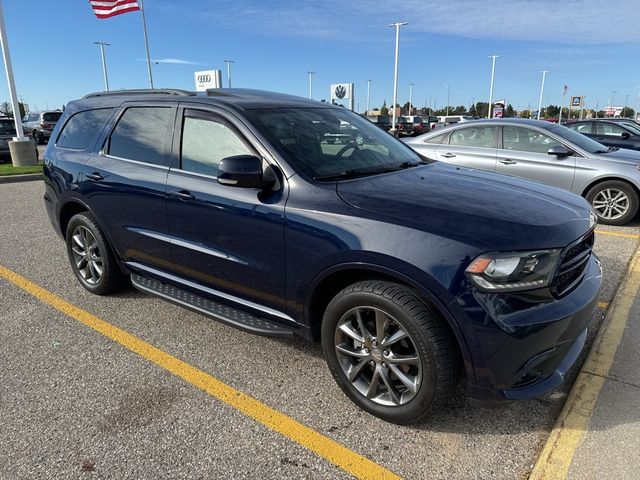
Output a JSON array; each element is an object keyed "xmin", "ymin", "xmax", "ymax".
[{"xmin": 314, "ymin": 160, "xmax": 428, "ymax": 181}]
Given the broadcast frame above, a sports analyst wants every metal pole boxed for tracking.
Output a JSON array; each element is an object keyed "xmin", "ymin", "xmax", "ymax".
[
  {"xmin": 408, "ymin": 83, "xmax": 414, "ymax": 115},
  {"xmin": 428, "ymin": 94, "xmax": 432, "ymax": 116},
  {"xmin": 635, "ymin": 88, "xmax": 640, "ymax": 120},
  {"xmin": 537, "ymin": 70, "xmax": 548, "ymax": 120},
  {"xmin": 559, "ymin": 91, "xmax": 566, "ymax": 123},
  {"xmin": 94, "ymin": 41, "xmax": 110, "ymax": 92},
  {"xmin": 366, "ymin": 79, "xmax": 371, "ymax": 115},
  {"xmin": 624, "ymin": 94, "xmax": 630, "ymax": 116},
  {"xmin": 488, "ymin": 54, "xmax": 500, "ymax": 118},
  {"xmin": 389, "ymin": 21, "xmax": 407, "ymax": 136},
  {"xmin": 139, "ymin": 0, "xmax": 154, "ymax": 89},
  {"xmin": 307, "ymin": 71, "xmax": 315, "ymax": 99},
  {"xmin": 442, "ymin": 84, "xmax": 449, "ymax": 116},
  {"xmin": 579, "ymin": 96, "xmax": 585, "ymax": 120},
  {"xmin": 224, "ymin": 60, "xmax": 234, "ymax": 88},
  {"xmin": 0, "ymin": 1, "xmax": 25, "ymax": 139}
]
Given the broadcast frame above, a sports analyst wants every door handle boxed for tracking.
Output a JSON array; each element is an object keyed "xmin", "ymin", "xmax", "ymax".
[
  {"xmin": 85, "ymin": 172, "xmax": 104, "ymax": 181},
  {"xmin": 499, "ymin": 159, "xmax": 517, "ymax": 165},
  {"xmin": 441, "ymin": 152, "xmax": 456, "ymax": 158},
  {"xmin": 172, "ymin": 190, "xmax": 195, "ymax": 201}
]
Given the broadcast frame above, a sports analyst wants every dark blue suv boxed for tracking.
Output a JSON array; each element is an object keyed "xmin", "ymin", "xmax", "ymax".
[{"xmin": 43, "ymin": 89, "xmax": 602, "ymax": 423}]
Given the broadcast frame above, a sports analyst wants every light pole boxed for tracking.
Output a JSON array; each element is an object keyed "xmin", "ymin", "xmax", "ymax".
[
  {"xmin": 487, "ymin": 54, "xmax": 500, "ymax": 118},
  {"xmin": 224, "ymin": 59, "xmax": 234, "ymax": 88},
  {"xmin": 635, "ymin": 87, "xmax": 640, "ymax": 120},
  {"xmin": 94, "ymin": 41, "xmax": 111, "ymax": 92},
  {"xmin": 307, "ymin": 71, "xmax": 315, "ymax": 99},
  {"xmin": 442, "ymin": 84, "xmax": 450, "ymax": 116},
  {"xmin": 408, "ymin": 83, "xmax": 414, "ymax": 115},
  {"xmin": 624, "ymin": 94, "xmax": 630, "ymax": 116},
  {"xmin": 536, "ymin": 70, "xmax": 548, "ymax": 120},
  {"xmin": 366, "ymin": 79, "xmax": 372, "ymax": 114},
  {"xmin": 388, "ymin": 21, "xmax": 408, "ymax": 136},
  {"xmin": 428, "ymin": 94, "xmax": 432, "ymax": 116}
]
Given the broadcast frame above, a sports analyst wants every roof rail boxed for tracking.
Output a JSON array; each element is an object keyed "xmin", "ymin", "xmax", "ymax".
[{"xmin": 83, "ymin": 89, "xmax": 196, "ymax": 99}]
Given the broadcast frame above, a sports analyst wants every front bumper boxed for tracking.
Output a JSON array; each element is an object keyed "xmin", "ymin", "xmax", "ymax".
[{"xmin": 452, "ymin": 254, "xmax": 602, "ymax": 404}]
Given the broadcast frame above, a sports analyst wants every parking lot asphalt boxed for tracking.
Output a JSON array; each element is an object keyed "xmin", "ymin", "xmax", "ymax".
[{"xmin": 1, "ymin": 181, "xmax": 639, "ymax": 479}]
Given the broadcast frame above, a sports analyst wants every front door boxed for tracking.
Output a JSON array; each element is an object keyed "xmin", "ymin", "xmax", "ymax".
[
  {"xmin": 496, "ymin": 125, "xmax": 576, "ymax": 191},
  {"xmin": 165, "ymin": 107, "xmax": 287, "ymax": 313}
]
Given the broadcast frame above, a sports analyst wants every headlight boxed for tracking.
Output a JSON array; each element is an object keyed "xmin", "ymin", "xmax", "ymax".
[{"xmin": 465, "ymin": 249, "xmax": 561, "ymax": 293}]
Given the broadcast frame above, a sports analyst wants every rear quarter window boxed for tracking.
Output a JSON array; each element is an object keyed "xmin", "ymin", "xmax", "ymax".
[{"xmin": 56, "ymin": 109, "xmax": 114, "ymax": 150}]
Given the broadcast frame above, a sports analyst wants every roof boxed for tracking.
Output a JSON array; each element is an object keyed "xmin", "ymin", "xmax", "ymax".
[{"xmin": 72, "ymin": 88, "xmax": 332, "ymax": 112}]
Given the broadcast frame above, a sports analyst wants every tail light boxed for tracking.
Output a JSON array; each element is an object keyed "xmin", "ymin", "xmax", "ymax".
[{"xmin": 40, "ymin": 123, "xmax": 53, "ymax": 129}]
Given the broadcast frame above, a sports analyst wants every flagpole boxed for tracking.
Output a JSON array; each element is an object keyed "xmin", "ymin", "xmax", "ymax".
[{"xmin": 139, "ymin": 0, "xmax": 154, "ymax": 89}]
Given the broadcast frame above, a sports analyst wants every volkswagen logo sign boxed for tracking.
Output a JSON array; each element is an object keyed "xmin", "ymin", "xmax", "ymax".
[
  {"xmin": 198, "ymin": 74, "xmax": 212, "ymax": 83},
  {"xmin": 335, "ymin": 85, "xmax": 347, "ymax": 99}
]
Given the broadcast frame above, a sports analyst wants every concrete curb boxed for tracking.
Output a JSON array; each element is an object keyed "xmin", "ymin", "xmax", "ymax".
[
  {"xmin": 529, "ymin": 241, "xmax": 640, "ymax": 479},
  {"xmin": 0, "ymin": 173, "xmax": 43, "ymax": 184}
]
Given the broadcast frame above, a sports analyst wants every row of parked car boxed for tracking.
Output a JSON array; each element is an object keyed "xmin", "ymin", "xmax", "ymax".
[
  {"xmin": 0, "ymin": 110, "xmax": 62, "ymax": 161},
  {"xmin": 367, "ymin": 114, "xmax": 479, "ymax": 137}
]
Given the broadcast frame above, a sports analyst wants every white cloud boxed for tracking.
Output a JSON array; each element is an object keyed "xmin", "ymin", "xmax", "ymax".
[{"xmin": 157, "ymin": 0, "xmax": 640, "ymax": 44}]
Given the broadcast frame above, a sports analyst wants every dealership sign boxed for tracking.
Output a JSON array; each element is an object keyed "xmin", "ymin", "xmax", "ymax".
[
  {"xmin": 571, "ymin": 96, "xmax": 583, "ymax": 108},
  {"xmin": 330, "ymin": 83, "xmax": 355, "ymax": 110},
  {"xmin": 194, "ymin": 70, "xmax": 222, "ymax": 91}
]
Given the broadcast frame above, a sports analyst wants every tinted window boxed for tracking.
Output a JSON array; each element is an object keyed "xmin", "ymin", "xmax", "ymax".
[
  {"xmin": 567, "ymin": 123, "xmax": 592, "ymax": 134},
  {"xmin": 57, "ymin": 109, "xmax": 113, "ymax": 150},
  {"xmin": 599, "ymin": 122, "xmax": 626, "ymax": 137},
  {"xmin": 449, "ymin": 126, "xmax": 496, "ymax": 148},
  {"xmin": 43, "ymin": 112, "xmax": 62, "ymax": 122},
  {"xmin": 181, "ymin": 114, "xmax": 253, "ymax": 177},
  {"xmin": 503, "ymin": 126, "xmax": 561, "ymax": 154},
  {"xmin": 0, "ymin": 119, "xmax": 15, "ymax": 133},
  {"xmin": 107, "ymin": 107, "xmax": 173, "ymax": 166}
]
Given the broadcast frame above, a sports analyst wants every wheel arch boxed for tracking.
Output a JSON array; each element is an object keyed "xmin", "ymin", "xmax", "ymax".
[
  {"xmin": 305, "ymin": 263, "xmax": 474, "ymax": 379},
  {"xmin": 59, "ymin": 198, "xmax": 92, "ymax": 239},
  {"xmin": 581, "ymin": 175, "xmax": 640, "ymax": 199}
]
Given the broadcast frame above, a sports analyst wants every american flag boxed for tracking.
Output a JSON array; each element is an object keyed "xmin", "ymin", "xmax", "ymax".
[
  {"xmin": 563, "ymin": 85, "xmax": 569, "ymax": 94},
  {"xmin": 89, "ymin": 1, "xmax": 140, "ymax": 19}
]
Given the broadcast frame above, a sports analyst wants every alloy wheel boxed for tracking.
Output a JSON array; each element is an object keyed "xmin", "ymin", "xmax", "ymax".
[
  {"xmin": 592, "ymin": 188, "xmax": 629, "ymax": 220},
  {"xmin": 334, "ymin": 306, "xmax": 422, "ymax": 406},
  {"xmin": 70, "ymin": 226, "xmax": 103, "ymax": 285}
]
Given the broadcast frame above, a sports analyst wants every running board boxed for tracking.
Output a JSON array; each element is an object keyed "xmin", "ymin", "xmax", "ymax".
[{"xmin": 131, "ymin": 274, "xmax": 294, "ymax": 338}]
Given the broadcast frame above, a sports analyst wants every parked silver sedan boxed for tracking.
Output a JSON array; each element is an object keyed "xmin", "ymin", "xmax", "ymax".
[{"xmin": 404, "ymin": 118, "xmax": 640, "ymax": 225}]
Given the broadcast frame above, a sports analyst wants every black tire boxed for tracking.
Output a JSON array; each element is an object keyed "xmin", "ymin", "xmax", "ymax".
[
  {"xmin": 32, "ymin": 130, "xmax": 42, "ymax": 145},
  {"xmin": 585, "ymin": 180, "xmax": 639, "ymax": 226},
  {"xmin": 65, "ymin": 212, "xmax": 127, "ymax": 295},
  {"xmin": 321, "ymin": 280, "xmax": 458, "ymax": 424}
]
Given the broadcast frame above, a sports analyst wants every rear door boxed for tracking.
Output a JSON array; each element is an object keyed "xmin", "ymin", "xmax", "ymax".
[
  {"xmin": 496, "ymin": 125, "xmax": 576, "ymax": 190},
  {"xmin": 434, "ymin": 124, "xmax": 498, "ymax": 172},
  {"xmin": 80, "ymin": 102, "xmax": 177, "ymax": 270}
]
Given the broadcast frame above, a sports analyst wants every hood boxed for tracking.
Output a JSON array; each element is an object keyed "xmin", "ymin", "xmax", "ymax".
[
  {"xmin": 337, "ymin": 163, "xmax": 594, "ymax": 251},
  {"xmin": 598, "ymin": 147, "xmax": 640, "ymax": 165}
]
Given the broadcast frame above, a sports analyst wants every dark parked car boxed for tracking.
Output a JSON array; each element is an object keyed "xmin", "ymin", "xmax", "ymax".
[
  {"xmin": 366, "ymin": 115, "xmax": 391, "ymax": 132},
  {"xmin": 22, "ymin": 110, "xmax": 63, "ymax": 144},
  {"xmin": 0, "ymin": 117, "xmax": 16, "ymax": 160},
  {"xmin": 566, "ymin": 119, "xmax": 640, "ymax": 151},
  {"xmin": 43, "ymin": 89, "xmax": 601, "ymax": 424}
]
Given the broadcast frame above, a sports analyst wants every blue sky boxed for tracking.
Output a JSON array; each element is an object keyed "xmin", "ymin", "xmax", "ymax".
[{"xmin": 2, "ymin": 0, "xmax": 640, "ymax": 112}]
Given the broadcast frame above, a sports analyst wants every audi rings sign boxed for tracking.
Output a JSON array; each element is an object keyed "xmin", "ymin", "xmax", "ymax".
[
  {"xmin": 330, "ymin": 83, "xmax": 355, "ymax": 110},
  {"xmin": 194, "ymin": 70, "xmax": 222, "ymax": 91}
]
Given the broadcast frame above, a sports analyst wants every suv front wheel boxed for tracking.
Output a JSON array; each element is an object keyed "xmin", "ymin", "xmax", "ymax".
[{"xmin": 321, "ymin": 280, "xmax": 458, "ymax": 424}]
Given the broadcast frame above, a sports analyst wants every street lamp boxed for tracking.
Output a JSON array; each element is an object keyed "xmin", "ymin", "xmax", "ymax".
[
  {"xmin": 93, "ymin": 41, "xmax": 111, "ymax": 92},
  {"xmin": 536, "ymin": 70, "xmax": 548, "ymax": 120},
  {"xmin": 388, "ymin": 21, "xmax": 408, "ymax": 136},
  {"xmin": 224, "ymin": 59, "xmax": 234, "ymax": 88},
  {"xmin": 307, "ymin": 71, "xmax": 315, "ymax": 99},
  {"xmin": 442, "ymin": 84, "xmax": 450, "ymax": 116},
  {"xmin": 487, "ymin": 54, "xmax": 500, "ymax": 118},
  {"xmin": 408, "ymin": 83, "xmax": 414, "ymax": 115},
  {"xmin": 366, "ymin": 79, "xmax": 372, "ymax": 114}
]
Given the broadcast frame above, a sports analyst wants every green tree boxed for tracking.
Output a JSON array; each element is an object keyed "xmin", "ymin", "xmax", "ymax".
[
  {"xmin": 506, "ymin": 104, "xmax": 515, "ymax": 117},
  {"xmin": 475, "ymin": 102, "xmax": 489, "ymax": 118},
  {"xmin": 468, "ymin": 104, "xmax": 477, "ymax": 116},
  {"xmin": 380, "ymin": 101, "xmax": 389, "ymax": 116},
  {"xmin": 0, "ymin": 101, "xmax": 11, "ymax": 117},
  {"xmin": 545, "ymin": 105, "xmax": 560, "ymax": 118},
  {"xmin": 519, "ymin": 109, "xmax": 532, "ymax": 119},
  {"xmin": 620, "ymin": 107, "xmax": 635, "ymax": 118}
]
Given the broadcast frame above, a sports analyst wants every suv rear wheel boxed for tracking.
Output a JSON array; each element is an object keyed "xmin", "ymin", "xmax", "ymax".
[
  {"xmin": 321, "ymin": 280, "xmax": 458, "ymax": 424},
  {"xmin": 586, "ymin": 180, "xmax": 639, "ymax": 225},
  {"xmin": 65, "ymin": 212, "xmax": 127, "ymax": 295}
]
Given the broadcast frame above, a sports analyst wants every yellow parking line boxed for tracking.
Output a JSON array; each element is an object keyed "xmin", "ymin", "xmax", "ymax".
[
  {"xmin": 595, "ymin": 229, "xmax": 640, "ymax": 239},
  {"xmin": 529, "ymin": 248, "xmax": 640, "ymax": 479},
  {"xmin": 0, "ymin": 264, "xmax": 401, "ymax": 480},
  {"xmin": 597, "ymin": 302, "xmax": 609, "ymax": 309}
]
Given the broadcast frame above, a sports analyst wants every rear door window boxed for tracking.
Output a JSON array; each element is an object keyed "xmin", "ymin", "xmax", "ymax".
[
  {"xmin": 597, "ymin": 122, "xmax": 627, "ymax": 137},
  {"xmin": 449, "ymin": 126, "xmax": 497, "ymax": 148},
  {"xmin": 43, "ymin": 112, "xmax": 62, "ymax": 122},
  {"xmin": 57, "ymin": 109, "xmax": 114, "ymax": 150},
  {"xmin": 567, "ymin": 123, "xmax": 593, "ymax": 134},
  {"xmin": 107, "ymin": 107, "xmax": 174, "ymax": 166}
]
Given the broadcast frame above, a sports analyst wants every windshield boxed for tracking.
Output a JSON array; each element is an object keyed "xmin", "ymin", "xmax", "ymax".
[
  {"xmin": 548, "ymin": 123, "xmax": 609, "ymax": 153},
  {"xmin": 0, "ymin": 120, "xmax": 15, "ymax": 133},
  {"xmin": 244, "ymin": 107, "xmax": 421, "ymax": 179}
]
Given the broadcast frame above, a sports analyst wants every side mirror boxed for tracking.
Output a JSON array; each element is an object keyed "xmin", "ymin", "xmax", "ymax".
[
  {"xmin": 547, "ymin": 145, "xmax": 573, "ymax": 157},
  {"xmin": 218, "ymin": 155, "xmax": 269, "ymax": 189},
  {"xmin": 621, "ymin": 132, "xmax": 631, "ymax": 139}
]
